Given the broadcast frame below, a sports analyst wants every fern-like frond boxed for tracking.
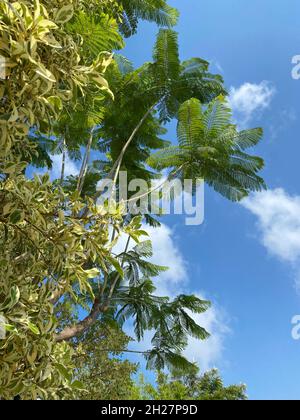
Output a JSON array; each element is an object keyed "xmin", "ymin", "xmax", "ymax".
[
  {"xmin": 147, "ymin": 145, "xmax": 184, "ymax": 170},
  {"xmin": 148, "ymin": 96, "xmax": 266, "ymax": 202},
  {"xmin": 233, "ymin": 128, "xmax": 264, "ymax": 150},
  {"xmin": 119, "ymin": 0, "xmax": 178, "ymax": 37},
  {"xmin": 114, "ymin": 54, "xmax": 134, "ymax": 75},
  {"xmin": 118, "ymin": 9, "xmax": 138, "ymax": 37},
  {"xmin": 230, "ymin": 151, "xmax": 265, "ymax": 172},
  {"xmin": 68, "ymin": 12, "xmax": 124, "ymax": 59},
  {"xmin": 153, "ymin": 29, "xmax": 180, "ymax": 87},
  {"xmin": 177, "ymin": 98, "xmax": 204, "ymax": 149},
  {"xmin": 203, "ymin": 97, "xmax": 232, "ymax": 136}
]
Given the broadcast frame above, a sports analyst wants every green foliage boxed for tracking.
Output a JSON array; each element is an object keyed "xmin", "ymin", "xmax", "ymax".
[
  {"xmin": 0, "ymin": 173, "xmax": 121, "ymax": 399},
  {"xmin": 0, "ymin": 0, "xmax": 113, "ymax": 167},
  {"xmin": 153, "ymin": 29, "xmax": 180, "ymax": 86},
  {"xmin": 67, "ymin": 323, "xmax": 138, "ymax": 400},
  {"xmin": 67, "ymin": 12, "xmax": 125, "ymax": 60},
  {"xmin": 0, "ymin": 0, "xmax": 261, "ymax": 400},
  {"xmin": 0, "ymin": 172, "xmax": 212, "ymax": 398},
  {"xmin": 148, "ymin": 97, "xmax": 266, "ymax": 201},
  {"xmin": 132, "ymin": 368, "xmax": 247, "ymax": 401},
  {"xmin": 118, "ymin": 0, "xmax": 179, "ymax": 37},
  {"xmin": 28, "ymin": 23, "xmax": 226, "ymax": 189},
  {"xmin": 67, "ymin": 29, "xmax": 226, "ymax": 188}
]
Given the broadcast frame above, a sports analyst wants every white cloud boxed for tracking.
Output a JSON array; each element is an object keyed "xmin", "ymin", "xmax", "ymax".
[
  {"xmin": 50, "ymin": 154, "xmax": 79, "ymax": 180},
  {"xmin": 113, "ymin": 223, "xmax": 188, "ymax": 296},
  {"xmin": 31, "ymin": 154, "xmax": 80, "ymax": 180},
  {"xmin": 242, "ymin": 189, "xmax": 300, "ymax": 263},
  {"xmin": 142, "ymin": 224, "xmax": 188, "ymax": 296},
  {"xmin": 183, "ymin": 298, "xmax": 229, "ymax": 371},
  {"xmin": 119, "ymin": 223, "xmax": 229, "ymax": 370},
  {"xmin": 229, "ymin": 81, "xmax": 275, "ymax": 127},
  {"xmin": 242, "ymin": 189, "xmax": 300, "ymax": 289}
]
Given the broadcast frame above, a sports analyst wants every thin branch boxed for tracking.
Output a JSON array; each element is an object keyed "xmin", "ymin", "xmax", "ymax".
[
  {"xmin": 122, "ymin": 236, "xmax": 131, "ymax": 267},
  {"xmin": 81, "ymin": 103, "xmax": 157, "ymax": 219},
  {"xmin": 112, "ymin": 103, "xmax": 157, "ymax": 185},
  {"xmin": 90, "ymin": 102, "xmax": 158, "ymax": 209},
  {"xmin": 106, "ymin": 234, "xmax": 130, "ymax": 302},
  {"xmin": 125, "ymin": 165, "xmax": 185, "ymax": 204},
  {"xmin": 60, "ymin": 139, "xmax": 66, "ymax": 185},
  {"xmin": 77, "ymin": 131, "xmax": 94, "ymax": 195}
]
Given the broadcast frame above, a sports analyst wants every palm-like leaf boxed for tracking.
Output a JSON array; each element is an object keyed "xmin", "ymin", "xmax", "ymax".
[
  {"xmin": 149, "ymin": 33, "xmax": 226, "ymax": 122},
  {"xmin": 100, "ymin": 237, "xmax": 212, "ymax": 372},
  {"xmin": 178, "ymin": 58, "xmax": 226, "ymax": 103},
  {"xmin": 119, "ymin": 0, "xmax": 179, "ymax": 37},
  {"xmin": 153, "ymin": 29, "xmax": 180, "ymax": 87},
  {"xmin": 68, "ymin": 12, "xmax": 124, "ymax": 60},
  {"xmin": 115, "ymin": 281, "xmax": 210, "ymax": 370},
  {"xmin": 148, "ymin": 97, "xmax": 266, "ymax": 201}
]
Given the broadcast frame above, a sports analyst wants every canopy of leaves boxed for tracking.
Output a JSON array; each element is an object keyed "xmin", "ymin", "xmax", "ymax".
[
  {"xmin": 0, "ymin": 0, "xmax": 262, "ymax": 400},
  {"xmin": 118, "ymin": 0, "xmax": 179, "ymax": 37},
  {"xmin": 132, "ymin": 368, "xmax": 247, "ymax": 401},
  {"xmin": 66, "ymin": 323, "xmax": 138, "ymax": 400},
  {"xmin": 36, "ymin": 27, "xmax": 226, "ymax": 195},
  {"xmin": 148, "ymin": 97, "xmax": 266, "ymax": 201}
]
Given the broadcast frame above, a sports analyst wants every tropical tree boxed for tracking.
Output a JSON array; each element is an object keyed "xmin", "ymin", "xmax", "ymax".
[
  {"xmin": 0, "ymin": 0, "xmax": 266, "ymax": 400},
  {"xmin": 118, "ymin": 0, "xmax": 179, "ymax": 37},
  {"xmin": 0, "ymin": 0, "xmax": 116, "ymax": 399},
  {"xmin": 0, "ymin": 0, "xmax": 216, "ymax": 400},
  {"xmin": 27, "ymin": 27, "xmax": 226, "ymax": 196},
  {"xmin": 63, "ymin": 322, "xmax": 138, "ymax": 400},
  {"xmin": 132, "ymin": 368, "xmax": 247, "ymax": 401},
  {"xmin": 148, "ymin": 97, "xmax": 266, "ymax": 201}
]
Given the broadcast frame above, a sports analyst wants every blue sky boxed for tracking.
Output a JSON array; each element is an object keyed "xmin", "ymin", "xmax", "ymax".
[{"xmin": 119, "ymin": 0, "xmax": 300, "ymax": 400}]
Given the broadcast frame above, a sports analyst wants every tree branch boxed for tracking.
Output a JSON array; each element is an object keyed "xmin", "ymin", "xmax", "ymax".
[
  {"xmin": 91, "ymin": 102, "xmax": 158, "ymax": 206},
  {"xmin": 54, "ymin": 234, "xmax": 132, "ymax": 342},
  {"xmin": 125, "ymin": 164, "xmax": 185, "ymax": 204},
  {"xmin": 54, "ymin": 298, "xmax": 101, "ymax": 343},
  {"xmin": 60, "ymin": 139, "xmax": 66, "ymax": 185},
  {"xmin": 77, "ymin": 131, "xmax": 94, "ymax": 195},
  {"xmin": 112, "ymin": 102, "xmax": 157, "ymax": 184}
]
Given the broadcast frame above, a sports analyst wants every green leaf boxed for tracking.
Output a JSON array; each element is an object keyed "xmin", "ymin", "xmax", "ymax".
[
  {"xmin": 9, "ymin": 210, "xmax": 23, "ymax": 224},
  {"xmin": 4, "ymin": 324, "xmax": 18, "ymax": 333},
  {"xmin": 28, "ymin": 322, "xmax": 40, "ymax": 335},
  {"xmin": 9, "ymin": 286, "xmax": 20, "ymax": 309},
  {"xmin": 107, "ymin": 256, "xmax": 124, "ymax": 278},
  {"xmin": 85, "ymin": 268, "xmax": 100, "ymax": 279},
  {"xmin": 35, "ymin": 64, "xmax": 56, "ymax": 82},
  {"xmin": 55, "ymin": 363, "xmax": 72, "ymax": 382},
  {"xmin": 55, "ymin": 5, "xmax": 74, "ymax": 24},
  {"xmin": 47, "ymin": 96, "xmax": 63, "ymax": 111},
  {"xmin": 71, "ymin": 380, "xmax": 86, "ymax": 390}
]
